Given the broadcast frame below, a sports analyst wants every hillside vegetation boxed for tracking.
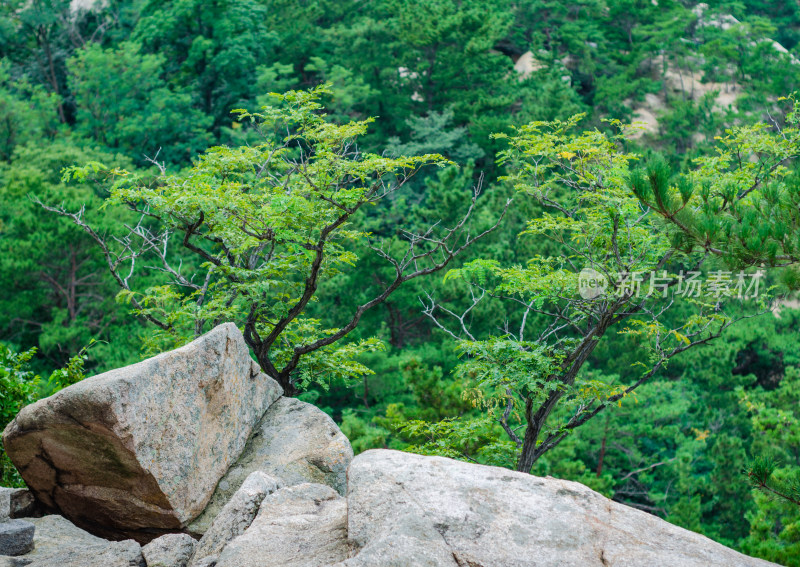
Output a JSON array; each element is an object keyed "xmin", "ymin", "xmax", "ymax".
[{"xmin": 2, "ymin": 1, "xmax": 800, "ymax": 564}]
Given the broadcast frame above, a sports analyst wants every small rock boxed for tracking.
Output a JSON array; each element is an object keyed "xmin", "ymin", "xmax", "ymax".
[
  {"xmin": 190, "ymin": 471, "xmax": 281, "ymax": 565},
  {"xmin": 189, "ymin": 397, "xmax": 351, "ymax": 535},
  {"xmin": 0, "ymin": 489, "xmax": 37, "ymax": 521},
  {"xmin": 0, "ymin": 492, "xmax": 9, "ymax": 522},
  {"xmin": 215, "ymin": 483, "xmax": 348, "ymax": 567},
  {"xmin": 0, "ymin": 557, "xmax": 31, "ymax": 567},
  {"xmin": 0, "ymin": 520, "xmax": 34, "ymax": 556},
  {"xmin": 142, "ymin": 533, "xmax": 196, "ymax": 567}
]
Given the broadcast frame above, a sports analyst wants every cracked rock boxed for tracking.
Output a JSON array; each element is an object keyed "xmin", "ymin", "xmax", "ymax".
[
  {"xmin": 189, "ymin": 471, "xmax": 282, "ymax": 566},
  {"xmin": 2, "ymin": 323, "xmax": 282, "ymax": 542},
  {"xmin": 189, "ymin": 397, "xmax": 351, "ymax": 535},
  {"xmin": 215, "ymin": 483, "xmax": 348, "ymax": 567},
  {"xmin": 340, "ymin": 450, "xmax": 776, "ymax": 567}
]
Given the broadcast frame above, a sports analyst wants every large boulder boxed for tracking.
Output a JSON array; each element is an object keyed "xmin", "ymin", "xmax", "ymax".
[
  {"xmin": 342, "ymin": 450, "xmax": 776, "ymax": 567},
  {"xmin": 189, "ymin": 397, "xmax": 351, "ymax": 534},
  {"xmin": 215, "ymin": 483, "xmax": 348, "ymax": 567},
  {"xmin": 2, "ymin": 323, "xmax": 282, "ymax": 541}
]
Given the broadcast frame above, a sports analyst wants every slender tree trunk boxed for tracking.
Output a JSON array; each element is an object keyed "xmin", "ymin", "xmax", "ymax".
[
  {"xmin": 255, "ymin": 349, "xmax": 297, "ymax": 397},
  {"xmin": 596, "ymin": 415, "xmax": 609, "ymax": 477},
  {"xmin": 515, "ymin": 311, "xmax": 617, "ymax": 472},
  {"xmin": 362, "ymin": 376, "xmax": 370, "ymax": 409},
  {"xmin": 276, "ymin": 375, "xmax": 297, "ymax": 397},
  {"xmin": 516, "ymin": 392, "xmax": 563, "ymax": 472}
]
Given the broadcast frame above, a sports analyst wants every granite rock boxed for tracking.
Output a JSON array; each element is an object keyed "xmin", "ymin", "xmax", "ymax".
[
  {"xmin": 142, "ymin": 533, "xmax": 196, "ymax": 567},
  {"xmin": 215, "ymin": 483, "xmax": 348, "ymax": 567},
  {"xmin": 189, "ymin": 397, "xmax": 350, "ymax": 534},
  {"xmin": 0, "ymin": 521, "xmax": 34, "ymax": 556},
  {"xmin": 190, "ymin": 471, "xmax": 281, "ymax": 565},
  {"xmin": 2, "ymin": 324, "xmax": 282, "ymax": 541},
  {"xmin": 341, "ymin": 450, "xmax": 777, "ymax": 567}
]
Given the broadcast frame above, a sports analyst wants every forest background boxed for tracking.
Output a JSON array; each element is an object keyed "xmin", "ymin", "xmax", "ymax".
[{"xmin": 1, "ymin": 0, "xmax": 800, "ymax": 564}]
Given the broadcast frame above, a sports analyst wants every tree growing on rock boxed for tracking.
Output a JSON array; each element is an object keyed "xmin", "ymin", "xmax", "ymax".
[
  {"xmin": 45, "ymin": 86, "xmax": 506, "ymax": 395},
  {"xmin": 411, "ymin": 103, "xmax": 800, "ymax": 473}
]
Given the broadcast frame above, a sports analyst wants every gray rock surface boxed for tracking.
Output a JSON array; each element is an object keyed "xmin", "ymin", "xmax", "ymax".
[
  {"xmin": 215, "ymin": 483, "xmax": 348, "ymax": 567},
  {"xmin": 0, "ymin": 489, "xmax": 37, "ymax": 521},
  {"xmin": 332, "ymin": 511, "xmax": 458, "ymax": 567},
  {"xmin": 342, "ymin": 450, "xmax": 777, "ymax": 567},
  {"xmin": 19, "ymin": 515, "xmax": 104, "ymax": 558},
  {"xmin": 0, "ymin": 557, "xmax": 29, "ymax": 567},
  {"xmin": 26, "ymin": 545, "xmax": 143, "ymax": 567},
  {"xmin": 18, "ymin": 515, "xmax": 143, "ymax": 567},
  {"xmin": 142, "ymin": 533, "xmax": 196, "ymax": 567},
  {"xmin": 2, "ymin": 323, "xmax": 282, "ymax": 541},
  {"xmin": 189, "ymin": 397, "xmax": 351, "ymax": 534},
  {"xmin": 190, "ymin": 471, "xmax": 282, "ymax": 565},
  {"xmin": 0, "ymin": 521, "xmax": 34, "ymax": 556}
]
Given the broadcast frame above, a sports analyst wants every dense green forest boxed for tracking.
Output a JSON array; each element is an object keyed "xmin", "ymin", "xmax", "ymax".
[{"xmin": 2, "ymin": 0, "xmax": 800, "ymax": 564}]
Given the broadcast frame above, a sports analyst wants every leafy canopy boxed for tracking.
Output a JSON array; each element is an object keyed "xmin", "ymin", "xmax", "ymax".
[
  {"xmin": 57, "ymin": 86, "xmax": 494, "ymax": 395},
  {"xmin": 420, "ymin": 112, "xmax": 779, "ymax": 472}
]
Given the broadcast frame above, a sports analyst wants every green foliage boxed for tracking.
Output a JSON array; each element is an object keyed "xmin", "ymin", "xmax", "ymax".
[
  {"xmin": 398, "ymin": 416, "xmax": 518, "ymax": 466},
  {"xmin": 0, "ymin": 344, "xmax": 90, "ymax": 487},
  {"xmin": 414, "ymin": 113, "xmax": 765, "ymax": 476},
  {"xmin": 0, "ymin": 346, "xmax": 38, "ymax": 435},
  {"xmin": 0, "ymin": 140, "xmax": 143, "ymax": 370},
  {"xmin": 133, "ymin": 0, "xmax": 277, "ymax": 134},
  {"xmin": 736, "ymin": 361, "xmax": 800, "ymax": 563},
  {"xmin": 746, "ymin": 455, "xmax": 800, "ymax": 506},
  {"xmin": 0, "ymin": 60, "xmax": 60, "ymax": 161},
  {"xmin": 0, "ymin": 345, "xmax": 37, "ymax": 487},
  {"xmin": 635, "ymin": 96, "xmax": 800, "ymax": 268},
  {"xmin": 68, "ymin": 41, "xmax": 212, "ymax": 165},
  {"xmin": 2, "ymin": 1, "xmax": 800, "ymax": 562},
  {"xmin": 42, "ymin": 340, "xmax": 95, "ymax": 395},
  {"xmin": 58, "ymin": 86, "xmax": 477, "ymax": 395}
]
